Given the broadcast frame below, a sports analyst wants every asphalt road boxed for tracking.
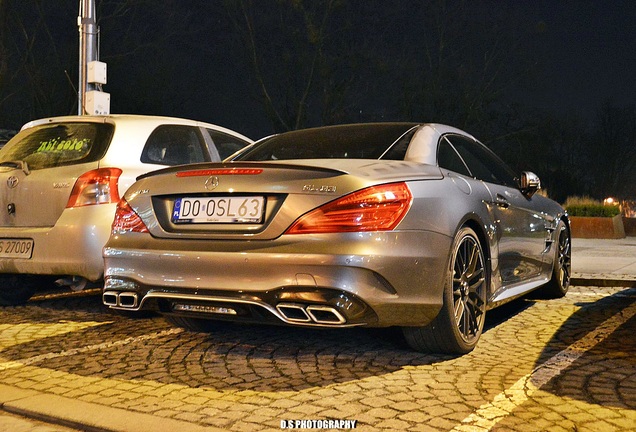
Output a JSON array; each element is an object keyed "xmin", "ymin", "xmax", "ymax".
[{"xmin": 0, "ymin": 284, "xmax": 635, "ymax": 431}]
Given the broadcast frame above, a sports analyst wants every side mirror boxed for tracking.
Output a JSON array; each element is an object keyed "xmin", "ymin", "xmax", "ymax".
[{"xmin": 520, "ymin": 171, "xmax": 541, "ymax": 197}]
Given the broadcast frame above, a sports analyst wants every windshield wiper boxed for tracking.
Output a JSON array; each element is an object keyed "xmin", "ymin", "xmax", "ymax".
[{"xmin": 0, "ymin": 160, "xmax": 30, "ymax": 175}]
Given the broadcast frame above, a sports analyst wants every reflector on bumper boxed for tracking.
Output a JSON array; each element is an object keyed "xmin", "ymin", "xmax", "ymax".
[{"xmin": 172, "ymin": 303, "xmax": 238, "ymax": 315}]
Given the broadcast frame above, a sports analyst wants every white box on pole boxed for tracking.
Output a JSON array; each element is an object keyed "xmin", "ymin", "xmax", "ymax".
[
  {"xmin": 85, "ymin": 90, "xmax": 110, "ymax": 115},
  {"xmin": 87, "ymin": 61, "xmax": 107, "ymax": 84}
]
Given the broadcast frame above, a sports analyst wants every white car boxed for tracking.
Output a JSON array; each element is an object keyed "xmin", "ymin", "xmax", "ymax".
[{"xmin": 0, "ymin": 114, "xmax": 252, "ymax": 305}]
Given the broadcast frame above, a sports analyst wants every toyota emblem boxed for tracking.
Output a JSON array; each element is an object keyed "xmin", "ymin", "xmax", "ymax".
[{"xmin": 6, "ymin": 176, "xmax": 18, "ymax": 188}]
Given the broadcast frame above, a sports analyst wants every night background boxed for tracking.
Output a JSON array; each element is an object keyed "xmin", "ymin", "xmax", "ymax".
[{"xmin": 0, "ymin": 0, "xmax": 634, "ymax": 203}]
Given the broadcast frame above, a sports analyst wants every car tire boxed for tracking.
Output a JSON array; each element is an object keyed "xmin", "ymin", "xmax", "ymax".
[
  {"xmin": 403, "ymin": 226, "xmax": 488, "ymax": 354},
  {"xmin": 165, "ymin": 315, "xmax": 220, "ymax": 332},
  {"xmin": 536, "ymin": 219, "xmax": 571, "ymax": 298},
  {"xmin": 0, "ymin": 274, "xmax": 39, "ymax": 306}
]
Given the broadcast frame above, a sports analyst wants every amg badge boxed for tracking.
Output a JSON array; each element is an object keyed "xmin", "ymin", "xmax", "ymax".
[{"xmin": 302, "ymin": 184, "xmax": 337, "ymax": 193}]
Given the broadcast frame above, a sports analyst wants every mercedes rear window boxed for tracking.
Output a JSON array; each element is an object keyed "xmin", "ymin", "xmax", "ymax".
[
  {"xmin": 0, "ymin": 122, "xmax": 114, "ymax": 170},
  {"xmin": 235, "ymin": 123, "xmax": 418, "ymax": 161}
]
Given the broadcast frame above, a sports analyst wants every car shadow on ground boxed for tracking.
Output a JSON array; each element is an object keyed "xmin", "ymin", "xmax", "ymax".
[
  {"xmin": 482, "ymin": 296, "xmax": 536, "ymax": 332},
  {"xmin": 0, "ymin": 288, "xmax": 541, "ymax": 394},
  {"xmin": 533, "ymin": 287, "xmax": 636, "ymax": 410}
]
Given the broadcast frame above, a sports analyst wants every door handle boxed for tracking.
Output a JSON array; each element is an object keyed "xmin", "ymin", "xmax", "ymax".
[{"xmin": 495, "ymin": 194, "xmax": 510, "ymax": 208}]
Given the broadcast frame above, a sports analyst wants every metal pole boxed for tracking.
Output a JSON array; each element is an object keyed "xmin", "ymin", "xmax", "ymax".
[{"xmin": 78, "ymin": 0, "xmax": 97, "ymax": 115}]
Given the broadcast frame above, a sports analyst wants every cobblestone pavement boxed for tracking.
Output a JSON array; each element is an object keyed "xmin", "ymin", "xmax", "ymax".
[{"xmin": 0, "ymin": 284, "xmax": 634, "ymax": 431}]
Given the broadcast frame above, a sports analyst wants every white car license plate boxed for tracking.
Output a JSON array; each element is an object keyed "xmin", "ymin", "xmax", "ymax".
[
  {"xmin": 172, "ymin": 196, "xmax": 265, "ymax": 224},
  {"xmin": 0, "ymin": 239, "xmax": 34, "ymax": 259}
]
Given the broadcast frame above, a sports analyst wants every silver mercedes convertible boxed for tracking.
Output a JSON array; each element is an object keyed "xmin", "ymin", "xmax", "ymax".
[{"xmin": 102, "ymin": 123, "xmax": 571, "ymax": 354}]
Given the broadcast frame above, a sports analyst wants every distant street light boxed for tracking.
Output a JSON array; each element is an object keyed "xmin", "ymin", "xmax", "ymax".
[{"xmin": 603, "ymin": 197, "xmax": 618, "ymax": 206}]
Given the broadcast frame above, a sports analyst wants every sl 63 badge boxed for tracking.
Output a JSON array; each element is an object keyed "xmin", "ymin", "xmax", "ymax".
[{"xmin": 302, "ymin": 184, "xmax": 337, "ymax": 193}]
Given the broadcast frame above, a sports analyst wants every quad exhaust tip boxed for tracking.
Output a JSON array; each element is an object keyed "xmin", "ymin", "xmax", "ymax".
[
  {"xmin": 103, "ymin": 293, "xmax": 347, "ymax": 326},
  {"xmin": 103, "ymin": 291, "xmax": 138, "ymax": 309},
  {"xmin": 277, "ymin": 303, "xmax": 346, "ymax": 325}
]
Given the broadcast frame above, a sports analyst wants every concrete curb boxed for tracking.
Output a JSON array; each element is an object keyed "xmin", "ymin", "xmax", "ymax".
[
  {"xmin": 571, "ymin": 277, "xmax": 636, "ymax": 287},
  {"xmin": 0, "ymin": 384, "xmax": 222, "ymax": 432},
  {"xmin": 571, "ymin": 272, "xmax": 636, "ymax": 288}
]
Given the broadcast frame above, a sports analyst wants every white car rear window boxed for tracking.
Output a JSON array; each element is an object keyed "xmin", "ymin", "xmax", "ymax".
[{"xmin": 0, "ymin": 122, "xmax": 113, "ymax": 170}]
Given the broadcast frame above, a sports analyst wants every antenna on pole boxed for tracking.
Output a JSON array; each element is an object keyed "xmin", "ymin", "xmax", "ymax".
[{"xmin": 78, "ymin": 0, "xmax": 109, "ymax": 115}]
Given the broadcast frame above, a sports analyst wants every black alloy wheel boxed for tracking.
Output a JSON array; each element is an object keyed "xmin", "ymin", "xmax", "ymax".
[
  {"xmin": 403, "ymin": 226, "xmax": 487, "ymax": 354},
  {"xmin": 452, "ymin": 229, "xmax": 487, "ymax": 343},
  {"xmin": 538, "ymin": 219, "xmax": 571, "ymax": 298}
]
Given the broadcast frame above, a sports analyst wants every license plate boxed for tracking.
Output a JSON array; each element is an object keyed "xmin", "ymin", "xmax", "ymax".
[
  {"xmin": 172, "ymin": 196, "xmax": 265, "ymax": 224},
  {"xmin": 0, "ymin": 238, "xmax": 34, "ymax": 259}
]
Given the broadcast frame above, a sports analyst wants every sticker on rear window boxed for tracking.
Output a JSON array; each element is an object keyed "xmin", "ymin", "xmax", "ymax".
[{"xmin": 36, "ymin": 137, "xmax": 91, "ymax": 153}]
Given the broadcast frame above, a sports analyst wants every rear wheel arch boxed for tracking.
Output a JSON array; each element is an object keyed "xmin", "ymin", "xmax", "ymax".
[
  {"xmin": 402, "ymin": 222, "xmax": 490, "ymax": 354},
  {"xmin": 536, "ymin": 217, "xmax": 571, "ymax": 298},
  {"xmin": 458, "ymin": 217, "xmax": 492, "ymax": 287}
]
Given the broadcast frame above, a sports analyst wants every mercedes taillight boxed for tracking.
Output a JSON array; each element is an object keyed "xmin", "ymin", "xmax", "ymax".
[
  {"xmin": 286, "ymin": 182, "xmax": 413, "ymax": 234},
  {"xmin": 111, "ymin": 199, "xmax": 149, "ymax": 234}
]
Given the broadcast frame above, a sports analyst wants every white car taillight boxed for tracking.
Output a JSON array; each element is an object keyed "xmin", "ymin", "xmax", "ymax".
[{"xmin": 66, "ymin": 168, "xmax": 122, "ymax": 208}]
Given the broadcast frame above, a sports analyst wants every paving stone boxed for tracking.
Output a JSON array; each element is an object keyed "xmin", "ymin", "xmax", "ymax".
[
  {"xmin": 392, "ymin": 401, "xmax": 424, "ymax": 412},
  {"xmin": 173, "ymin": 411, "xmax": 207, "ymax": 423},
  {"xmin": 398, "ymin": 411, "xmax": 431, "ymax": 423},
  {"xmin": 360, "ymin": 397, "xmax": 393, "ymax": 408},
  {"xmin": 364, "ymin": 407, "xmax": 399, "ymax": 419}
]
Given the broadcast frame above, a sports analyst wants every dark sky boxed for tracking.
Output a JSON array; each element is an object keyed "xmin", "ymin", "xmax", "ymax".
[
  {"xmin": 1, "ymin": 1, "xmax": 635, "ymax": 140},
  {"xmin": 515, "ymin": 1, "xmax": 635, "ymax": 121},
  {"xmin": 124, "ymin": 1, "xmax": 635, "ymax": 138}
]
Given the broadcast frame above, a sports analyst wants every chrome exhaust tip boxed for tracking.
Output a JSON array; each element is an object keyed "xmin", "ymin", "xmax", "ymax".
[
  {"xmin": 103, "ymin": 291, "xmax": 118, "ymax": 307},
  {"xmin": 277, "ymin": 303, "xmax": 347, "ymax": 325},
  {"xmin": 276, "ymin": 303, "xmax": 311, "ymax": 322},
  {"xmin": 102, "ymin": 291, "xmax": 138, "ymax": 308},
  {"xmin": 118, "ymin": 292, "xmax": 138, "ymax": 308},
  {"xmin": 306, "ymin": 305, "xmax": 346, "ymax": 324}
]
